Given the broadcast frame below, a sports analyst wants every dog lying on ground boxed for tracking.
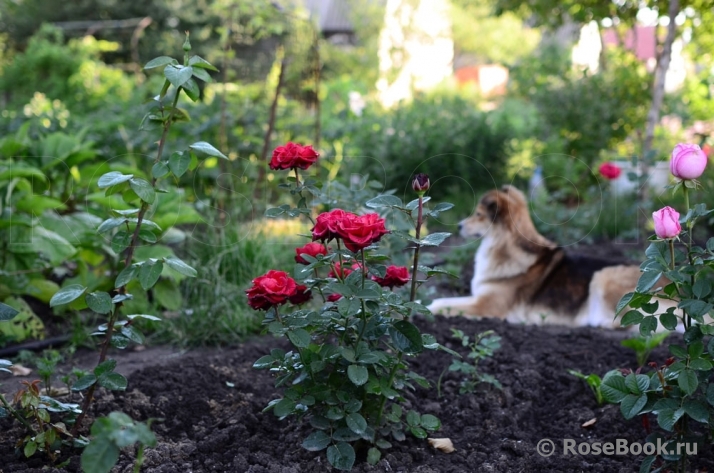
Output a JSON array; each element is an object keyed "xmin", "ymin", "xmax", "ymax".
[{"xmin": 427, "ymin": 185, "xmax": 650, "ymax": 328}]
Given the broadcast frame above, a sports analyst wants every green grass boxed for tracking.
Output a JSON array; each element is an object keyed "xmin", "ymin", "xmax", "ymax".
[{"xmin": 157, "ymin": 222, "xmax": 300, "ymax": 346}]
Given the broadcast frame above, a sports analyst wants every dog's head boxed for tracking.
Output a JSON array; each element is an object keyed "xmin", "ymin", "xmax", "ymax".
[{"xmin": 459, "ymin": 185, "xmax": 548, "ymax": 247}]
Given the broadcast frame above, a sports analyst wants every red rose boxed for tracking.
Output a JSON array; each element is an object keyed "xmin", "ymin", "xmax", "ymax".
[
  {"xmin": 598, "ymin": 162, "xmax": 621, "ymax": 180},
  {"xmin": 328, "ymin": 262, "xmax": 362, "ymax": 279},
  {"xmin": 295, "ymin": 242, "xmax": 328, "ymax": 264},
  {"xmin": 245, "ymin": 269, "xmax": 298, "ymax": 310},
  {"xmin": 288, "ymin": 284, "xmax": 312, "ymax": 305},
  {"xmin": 312, "ymin": 209, "xmax": 355, "ymax": 242},
  {"xmin": 269, "ymin": 142, "xmax": 319, "ymax": 171},
  {"xmin": 373, "ymin": 265, "xmax": 410, "ymax": 289},
  {"xmin": 295, "ymin": 145, "xmax": 319, "ymax": 169},
  {"xmin": 327, "ymin": 293, "xmax": 342, "ymax": 302},
  {"xmin": 338, "ymin": 213, "xmax": 389, "ymax": 252}
]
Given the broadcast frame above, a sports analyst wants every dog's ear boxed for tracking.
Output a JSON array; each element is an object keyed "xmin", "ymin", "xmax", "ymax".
[
  {"xmin": 482, "ymin": 195, "xmax": 500, "ymax": 221},
  {"xmin": 500, "ymin": 185, "xmax": 527, "ymax": 205}
]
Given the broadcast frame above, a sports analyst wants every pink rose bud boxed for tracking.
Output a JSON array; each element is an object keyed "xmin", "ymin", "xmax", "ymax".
[
  {"xmin": 652, "ymin": 206, "xmax": 681, "ymax": 239},
  {"xmin": 670, "ymin": 143, "xmax": 707, "ymax": 180}
]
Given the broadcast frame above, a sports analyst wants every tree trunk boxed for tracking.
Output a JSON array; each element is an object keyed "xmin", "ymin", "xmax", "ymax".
[{"xmin": 640, "ymin": 0, "xmax": 679, "ymax": 202}]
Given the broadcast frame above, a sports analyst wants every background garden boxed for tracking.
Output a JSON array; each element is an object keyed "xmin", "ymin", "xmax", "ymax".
[{"xmin": 2, "ymin": 0, "xmax": 714, "ymax": 471}]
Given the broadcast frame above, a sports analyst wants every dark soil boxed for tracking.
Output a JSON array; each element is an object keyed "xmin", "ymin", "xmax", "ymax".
[{"xmin": 3, "ymin": 315, "xmax": 713, "ymax": 473}]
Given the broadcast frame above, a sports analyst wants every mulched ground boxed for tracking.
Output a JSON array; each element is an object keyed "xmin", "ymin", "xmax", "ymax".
[{"xmin": 2, "ymin": 314, "xmax": 712, "ymax": 473}]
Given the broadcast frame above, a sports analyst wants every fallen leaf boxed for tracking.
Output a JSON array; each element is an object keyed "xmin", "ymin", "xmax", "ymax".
[
  {"xmin": 47, "ymin": 386, "xmax": 70, "ymax": 397},
  {"xmin": 9, "ymin": 364, "xmax": 32, "ymax": 376},
  {"xmin": 581, "ymin": 418, "xmax": 597, "ymax": 428},
  {"xmin": 428, "ymin": 437, "xmax": 455, "ymax": 453}
]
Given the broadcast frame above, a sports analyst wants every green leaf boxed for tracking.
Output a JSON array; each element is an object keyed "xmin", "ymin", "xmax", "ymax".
[
  {"xmin": 287, "ymin": 328, "xmax": 310, "ymax": 348},
  {"xmin": 86, "ymin": 292, "xmax": 113, "ymax": 315},
  {"xmin": 111, "ymin": 231, "xmax": 131, "ymax": 253},
  {"xmin": 367, "ymin": 447, "xmax": 381, "ymax": 465},
  {"xmin": 326, "ymin": 442, "xmax": 355, "ymax": 471},
  {"xmin": 347, "ymin": 365, "xmax": 368, "ymax": 386},
  {"xmin": 0, "ymin": 302, "xmax": 19, "ymax": 321},
  {"xmin": 98, "ymin": 171, "xmax": 133, "ymax": 188},
  {"xmin": 24, "ymin": 440, "xmax": 37, "ymax": 458},
  {"xmin": 678, "ymin": 369, "xmax": 698, "ymax": 395},
  {"xmin": 620, "ymin": 310, "xmax": 643, "ymax": 326},
  {"xmin": 620, "ymin": 393, "xmax": 647, "ymax": 419},
  {"xmin": 168, "ymin": 151, "xmax": 191, "ymax": 178},
  {"xmin": 601, "ymin": 371, "xmax": 628, "ymax": 403},
  {"xmin": 273, "ymin": 398, "xmax": 296, "ymax": 417},
  {"xmin": 81, "ymin": 435, "xmax": 120, "ymax": 473},
  {"xmin": 138, "ymin": 229, "xmax": 157, "ymax": 243},
  {"xmin": 164, "ymin": 257, "xmax": 198, "ymax": 277},
  {"xmin": 639, "ymin": 316, "xmax": 658, "ymax": 336},
  {"xmin": 94, "ymin": 359, "xmax": 117, "ymax": 377},
  {"xmin": 129, "ymin": 178, "xmax": 155, "ymax": 204},
  {"xmin": 126, "ymin": 314, "xmax": 162, "ymax": 322},
  {"xmin": 115, "ymin": 265, "xmax": 137, "ymax": 288},
  {"xmin": 144, "ymin": 56, "xmax": 176, "ymax": 70},
  {"xmin": 388, "ymin": 320, "xmax": 423, "ymax": 354},
  {"xmin": 97, "ymin": 217, "xmax": 127, "ymax": 234},
  {"xmin": 420, "ymin": 232, "xmax": 452, "ymax": 247},
  {"xmin": 420, "ymin": 414, "xmax": 441, "ymax": 430},
  {"xmin": 191, "ymin": 67, "xmax": 212, "ymax": 83},
  {"xmin": 636, "ymin": 271, "xmax": 662, "ymax": 293},
  {"xmin": 189, "ymin": 141, "xmax": 228, "ymax": 159},
  {"xmin": 121, "ymin": 325, "xmax": 145, "ymax": 345},
  {"xmin": 98, "ymin": 372, "xmax": 128, "ymax": 391},
  {"xmin": 188, "ymin": 55, "xmax": 219, "ymax": 71},
  {"xmin": 657, "ymin": 408, "xmax": 684, "ymax": 431},
  {"xmin": 406, "ymin": 409, "xmax": 420, "ymax": 426},
  {"xmin": 72, "ymin": 374, "xmax": 97, "ymax": 391},
  {"xmin": 625, "ymin": 373, "xmax": 649, "ymax": 394},
  {"xmin": 365, "ymin": 195, "xmax": 403, "ymax": 209},
  {"xmin": 346, "ymin": 412, "xmax": 367, "ymax": 435},
  {"xmin": 50, "ymin": 284, "xmax": 87, "ymax": 307},
  {"xmin": 690, "ymin": 358, "xmax": 712, "ymax": 371},
  {"xmin": 164, "ymin": 64, "xmax": 194, "ymax": 87},
  {"xmin": 660, "ymin": 311, "xmax": 678, "ymax": 330},
  {"xmin": 181, "ymin": 78, "xmax": 200, "ymax": 101},
  {"xmin": 616, "ymin": 292, "xmax": 635, "ymax": 315},
  {"xmin": 138, "ymin": 261, "xmax": 164, "ymax": 290},
  {"xmin": 151, "ymin": 162, "xmax": 169, "ymax": 179},
  {"xmin": 302, "ymin": 431, "xmax": 331, "ymax": 451},
  {"xmin": 683, "ymin": 400, "xmax": 709, "ymax": 423}
]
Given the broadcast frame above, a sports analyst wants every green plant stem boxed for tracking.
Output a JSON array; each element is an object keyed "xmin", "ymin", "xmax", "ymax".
[
  {"xmin": 669, "ymin": 239, "xmax": 675, "ymax": 271},
  {"xmin": 376, "ymin": 352, "xmax": 403, "ymax": 427},
  {"xmin": 682, "ymin": 184, "xmax": 694, "ymax": 330},
  {"xmin": 134, "ymin": 444, "xmax": 146, "ymax": 473},
  {"xmin": 72, "ymin": 88, "xmax": 181, "ymax": 437},
  {"xmin": 0, "ymin": 392, "xmax": 35, "ymax": 432},
  {"xmin": 409, "ymin": 196, "xmax": 424, "ymax": 303}
]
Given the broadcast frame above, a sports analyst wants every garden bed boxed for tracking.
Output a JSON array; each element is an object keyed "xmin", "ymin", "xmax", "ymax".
[{"xmin": 3, "ymin": 315, "xmax": 712, "ymax": 473}]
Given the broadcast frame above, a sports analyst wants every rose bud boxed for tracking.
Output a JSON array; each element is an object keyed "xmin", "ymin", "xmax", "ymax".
[
  {"xmin": 670, "ymin": 143, "xmax": 708, "ymax": 180},
  {"xmin": 665, "ymin": 357, "xmax": 675, "ymax": 367},
  {"xmin": 648, "ymin": 361, "xmax": 658, "ymax": 369},
  {"xmin": 327, "ymin": 293, "xmax": 342, "ymax": 302},
  {"xmin": 598, "ymin": 162, "xmax": 621, "ymax": 180},
  {"xmin": 295, "ymin": 242, "xmax": 328, "ymax": 264},
  {"xmin": 652, "ymin": 206, "xmax": 681, "ymax": 239},
  {"xmin": 288, "ymin": 284, "xmax": 312, "ymax": 305},
  {"xmin": 412, "ymin": 173, "xmax": 430, "ymax": 193}
]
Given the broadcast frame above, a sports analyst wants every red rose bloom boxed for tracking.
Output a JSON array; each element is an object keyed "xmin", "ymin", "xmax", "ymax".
[
  {"xmin": 288, "ymin": 284, "xmax": 312, "ymax": 305},
  {"xmin": 269, "ymin": 142, "xmax": 319, "ymax": 170},
  {"xmin": 373, "ymin": 265, "xmax": 410, "ymax": 289},
  {"xmin": 245, "ymin": 270, "xmax": 298, "ymax": 310},
  {"xmin": 312, "ymin": 209, "xmax": 355, "ymax": 242},
  {"xmin": 327, "ymin": 293, "xmax": 342, "ymax": 302},
  {"xmin": 598, "ymin": 162, "xmax": 621, "ymax": 180},
  {"xmin": 295, "ymin": 242, "xmax": 328, "ymax": 264},
  {"xmin": 328, "ymin": 262, "xmax": 362, "ymax": 279},
  {"xmin": 338, "ymin": 213, "xmax": 389, "ymax": 252}
]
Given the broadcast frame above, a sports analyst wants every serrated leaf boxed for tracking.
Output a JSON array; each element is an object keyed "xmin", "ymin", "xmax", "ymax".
[
  {"xmin": 138, "ymin": 261, "xmax": 163, "ymax": 290},
  {"xmin": 420, "ymin": 232, "xmax": 451, "ymax": 247},
  {"xmin": 388, "ymin": 320, "xmax": 423, "ymax": 354},
  {"xmin": 657, "ymin": 408, "xmax": 684, "ymax": 431},
  {"xmin": 72, "ymin": 374, "xmax": 97, "ymax": 391},
  {"xmin": 601, "ymin": 371, "xmax": 628, "ymax": 403},
  {"xmin": 144, "ymin": 56, "xmax": 176, "ymax": 70},
  {"xmin": 347, "ymin": 365, "xmax": 368, "ymax": 386},
  {"xmin": 111, "ymin": 231, "xmax": 131, "ymax": 253},
  {"xmin": 98, "ymin": 372, "xmax": 128, "ymax": 391},
  {"xmin": 0, "ymin": 302, "xmax": 19, "ymax": 321},
  {"xmin": 621, "ymin": 310, "xmax": 643, "ymax": 326},
  {"xmin": 683, "ymin": 400, "xmax": 709, "ymax": 423},
  {"xmin": 94, "ymin": 359, "xmax": 117, "ymax": 377},
  {"xmin": 151, "ymin": 162, "xmax": 169, "ymax": 179},
  {"xmin": 50, "ymin": 284, "xmax": 87, "ymax": 307},
  {"xmin": 181, "ymin": 78, "xmax": 200, "ymax": 101},
  {"xmin": 287, "ymin": 328, "xmax": 310, "ymax": 348},
  {"xmin": 129, "ymin": 178, "xmax": 155, "ymax": 204},
  {"xmin": 169, "ymin": 151, "xmax": 191, "ymax": 178},
  {"xmin": 189, "ymin": 141, "xmax": 228, "ymax": 159},
  {"xmin": 121, "ymin": 325, "xmax": 145, "ymax": 344},
  {"xmin": 98, "ymin": 171, "xmax": 133, "ymax": 188},
  {"xmin": 678, "ymin": 369, "xmax": 698, "ymax": 395},
  {"xmin": 81, "ymin": 436, "xmax": 120, "ymax": 473},
  {"xmin": 625, "ymin": 373, "xmax": 649, "ymax": 394},
  {"xmin": 639, "ymin": 316, "xmax": 658, "ymax": 336},
  {"xmin": 192, "ymin": 67, "xmax": 212, "ymax": 83},
  {"xmin": 367, "ymin": 447, "xmax": 381, "ymax": 465},
  {"xmin": 97, "ymin": 217, "xmax": 127, "ymax": 234},
  {"xmin": 164, "ymin": 64, "xmax": 194, "ymax": 87},
  {"xmin": 326, "ymin": 442, "xmax": 355, "ymax": 471},
  {"xmin": 420, "ymin": 414, "xmax": 441, "ymax": 430},
  {"xmin": 302, "ymin": 431, "xmax": 331, "ymax": 451},
  {"xmin": 620, "ymin": 393, "xmax": 647, "ymax": 419},
  {"xmin": 346, "ymin": 412, "xmax": 367, "ymax": 435},
  {"xmin": 365, "ymin": 195, "xmax": 403, "ymax": 209},
  {"xmin": 636, "ymin": 271, "xmax": 662, "ymax": 293},
  {"xmin": 164, "ymin": 257, "xmax": 197, "ymax": 277},
  {"xmin": 86, "ymin": 292, "xmax": 113, "ymax": 315},
  {"xmin": 115, "ymin": 265, "xmax": 137, "ymax": 288},
  {"xmin": 188, "ymin": 55, "xmax": 219, "ymax": 71}
]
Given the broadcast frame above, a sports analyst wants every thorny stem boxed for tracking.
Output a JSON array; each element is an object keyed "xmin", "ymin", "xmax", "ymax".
[
  {"xmin": 682, "ymin": 185, "xmax": 694, "ymax": 330},
  {"xmin": 72, "ymin": 82, "xmax": 181, "ymax": 437}
]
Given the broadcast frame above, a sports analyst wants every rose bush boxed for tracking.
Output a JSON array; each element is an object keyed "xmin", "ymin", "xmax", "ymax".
[{"xmin": 251, "ymin": 142, "xmax": 459, "ymax": 470}]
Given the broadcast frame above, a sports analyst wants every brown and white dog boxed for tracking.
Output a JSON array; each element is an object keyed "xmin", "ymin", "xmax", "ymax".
[{"xmin": 427, "ymin": 185, "xmax": 648, "ymax": 328}]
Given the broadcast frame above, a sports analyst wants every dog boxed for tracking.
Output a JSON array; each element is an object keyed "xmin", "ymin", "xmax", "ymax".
[{"xmin": 427, "ymin": 185, "xmax": 651, "ymax": 328}]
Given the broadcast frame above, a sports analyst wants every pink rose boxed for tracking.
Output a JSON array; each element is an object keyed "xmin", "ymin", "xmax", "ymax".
[
  {"xmin": 652, "ymin": 206, "xmax": 681, "ymax": 239},
  {"xmin": 670, "ymin": 143, "xmax": 707, "ymax": 180}
]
